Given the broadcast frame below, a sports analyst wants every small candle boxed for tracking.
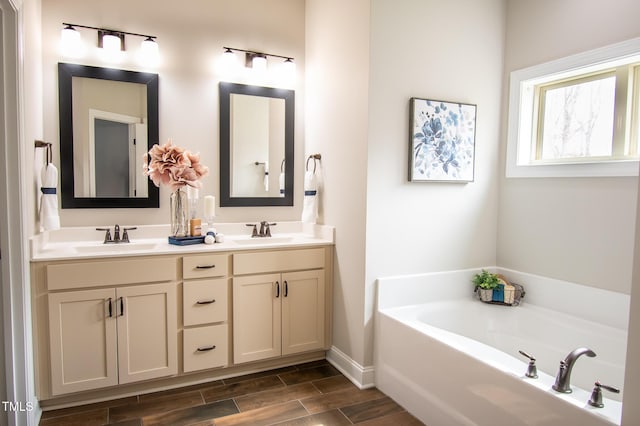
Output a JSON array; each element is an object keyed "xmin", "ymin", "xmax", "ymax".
[{"xmin": 204, "ymin": 195, "xmax": 215, "ymax": 218}]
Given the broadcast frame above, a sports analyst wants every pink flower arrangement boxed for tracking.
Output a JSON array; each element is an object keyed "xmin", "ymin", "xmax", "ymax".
[{"xmin": 143, "ymin": 141, "xmax": 209, "ymax": 191}]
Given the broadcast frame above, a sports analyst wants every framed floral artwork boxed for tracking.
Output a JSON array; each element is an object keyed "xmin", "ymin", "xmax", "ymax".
[{"xmin": 409, "ymin": 97, "xmax": 476, "ymax": 182}]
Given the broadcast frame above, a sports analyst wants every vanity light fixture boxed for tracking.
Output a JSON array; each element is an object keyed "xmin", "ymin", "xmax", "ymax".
[
  {"xmin": 222, "ymin": 46, "xmax": 295, "ymax": 73},
  {"xmin": 61, "ymin": 23, "xmax": 159, "ymax": 60}
]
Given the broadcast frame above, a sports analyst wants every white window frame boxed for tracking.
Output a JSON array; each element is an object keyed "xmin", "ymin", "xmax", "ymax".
[{"xmin": 506, "ymin": 37, "xmax": 640, "ymax": 178}]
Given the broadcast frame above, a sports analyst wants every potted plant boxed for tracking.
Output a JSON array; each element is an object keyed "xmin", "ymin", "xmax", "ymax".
[{"xmin": 473, "ymin": 269, "xmax": 500, "ymax": 302}]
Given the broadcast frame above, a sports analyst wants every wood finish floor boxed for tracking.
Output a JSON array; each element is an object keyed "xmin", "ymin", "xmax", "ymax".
[{"xmin": 39, "ymin": 360, "xmax": 424, "ymax": 425}]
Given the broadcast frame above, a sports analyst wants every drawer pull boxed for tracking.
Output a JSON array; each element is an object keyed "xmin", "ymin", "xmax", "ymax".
[
  {"xmin": 196, "ymin": 345, "xmax": 216, "ymax": 352},
  {"xmin": 196, "ymin": 299, "xmax": 216, "ymax": 305},
  {"xmin": 195, "ymin": 264, "xmax": 216, "ymax": 269}
]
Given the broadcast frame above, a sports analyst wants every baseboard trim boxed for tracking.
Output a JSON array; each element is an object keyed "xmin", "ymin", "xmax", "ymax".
[{"xmin": 326, "ymin": 346, "xmax": 375, "ymax": 389}]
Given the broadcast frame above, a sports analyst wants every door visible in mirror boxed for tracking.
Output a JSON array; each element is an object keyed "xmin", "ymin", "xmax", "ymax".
[{"xmin": 58, "ymin": 62, "xmax": 159, "ymax": 208}]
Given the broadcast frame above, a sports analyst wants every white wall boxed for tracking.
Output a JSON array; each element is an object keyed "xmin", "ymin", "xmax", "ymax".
[
  {"xmin": 40, "ymin": 0, "xmax": 306, "ymax": 229},
  {"xmin": 305, "ymin": 0, "xmax": 371, "ymax": 367},
  {"xmin": 497, "ymin": 0, "xmax": 640, "ymax": 293},
  {"xmin": 364, "ymin": 0, "xmax": 505, "ymax": 366},
  {"xmin": 624, "ymin": 184, "xmax": 640, "ymax": 424}
]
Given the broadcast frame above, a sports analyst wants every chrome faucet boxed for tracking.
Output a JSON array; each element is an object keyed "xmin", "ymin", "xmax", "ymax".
[
  {"xmin": 552, "ymin": 347, "xmax": 596, "ymax": 393},
  {"xmin": 246, "ymin": 221, "xmax": 277, "ymax": 237},
  {"xmin": 259, "ymin": 221, "xmax": 276, "ymax": 237},
  {"xmin": 96, "ymin": 225, "xmax": 137, "ymax": 243}
]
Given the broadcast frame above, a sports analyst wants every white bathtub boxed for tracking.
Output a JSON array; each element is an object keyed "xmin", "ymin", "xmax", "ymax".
[{"xmin": 374, "ymin": 268, "xmax": 629, "ymax": 426}]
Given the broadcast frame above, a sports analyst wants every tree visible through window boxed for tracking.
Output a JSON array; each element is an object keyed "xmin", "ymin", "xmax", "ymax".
[
  {"xmin": 506, "ymin": 38, "xmax": 640, "ymax": 178},
  {"xmin": 538, "ymin": 74, "xmax": 616, "ymax": 160}
]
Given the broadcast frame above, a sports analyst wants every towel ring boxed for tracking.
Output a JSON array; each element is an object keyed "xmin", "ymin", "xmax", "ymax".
[{"xmin": 306, "ymin": 154, "xmax": 322, "ymax": 173}]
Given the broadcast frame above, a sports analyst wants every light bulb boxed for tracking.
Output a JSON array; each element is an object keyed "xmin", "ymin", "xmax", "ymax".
[
  {"xmin": 139, "ymin": 37, "xmax": 159, "ymax": 66},
  {"xmin": 60, "ymin": 25, "xmax": 81, "ymax": 57},
  {"xmin": 102, "ymin": 33, "xmax": 122, "ymax": 52},
  {"xmin": 217, "ymin": 48, "xmax": 239, "ymax": 77},
  {"xmin": 283, "ymin": 58, "xmax": 296, "ymax": 78},
  {"xmin": 252, "ymin": 55, "xmax": 267, "ymax": 71}
]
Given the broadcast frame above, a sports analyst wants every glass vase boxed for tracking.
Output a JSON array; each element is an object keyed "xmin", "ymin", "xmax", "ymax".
[{"xmin": 170, "ymin": 188, "xmax": 189, "ymax": 237}]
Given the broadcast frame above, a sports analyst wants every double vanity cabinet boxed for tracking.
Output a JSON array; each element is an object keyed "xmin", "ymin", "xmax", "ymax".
[{"xmin": 30, "ymin": 226, "xmax": 333, "ymax": 406}]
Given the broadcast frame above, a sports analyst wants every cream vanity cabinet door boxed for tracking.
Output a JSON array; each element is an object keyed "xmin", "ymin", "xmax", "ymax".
[
  {"xmin": 48, "ymin": 288, "xmax": 118, "ymax": 395},
  {"xmin": 116, "ymin": 283, "xmax": 178, "ymax": 384},
  {"xmin": 233, "ymin": 273, "xmax": 282, "ymax": 364},
  {"xmin": 47, "ymin": 283, "xmax": 177, "ymax": 395},
  {"xmin": 281, "ymin": 269, "xmax": 325, "ymax": 355},
  {"xmin": 233, "ymin": 269, "xmax": 325, "ymax": 364}
]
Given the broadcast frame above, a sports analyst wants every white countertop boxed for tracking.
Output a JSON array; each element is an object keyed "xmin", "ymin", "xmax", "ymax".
[{"xmin": 30, "ymin": 222, "xmax": 335, "ymax": 262}]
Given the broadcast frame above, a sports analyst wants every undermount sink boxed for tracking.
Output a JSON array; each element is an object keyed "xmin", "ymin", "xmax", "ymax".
[
  {"xmin": 72, "ymin": 242, "xmax": 158, "ymax": 253},
  {"xmin": 231, "ymin": 236, "xmax": 295, "ymax": 245}
]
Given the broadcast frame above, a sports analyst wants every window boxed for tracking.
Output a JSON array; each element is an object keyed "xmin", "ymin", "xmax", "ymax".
[{"xmin": 506, "ymin": 38, "xmax": 640, "ymax": 177}]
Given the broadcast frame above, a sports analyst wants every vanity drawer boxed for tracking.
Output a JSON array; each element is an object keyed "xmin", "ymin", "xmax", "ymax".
[
  {"xmin": 183, "ymin": 279, "xmax": 228, "ymax": 326},
  {"xmin": 183, "ymin": 254, "xmax": 228, "ymax": 279},
  {"xmin": 183, "ymin": 324, "xmax": 228, "ymax": 373},
  {"xmin": 47, "ymin": 258, "xmax": 177, "ymax": 290},
  {"xmin": 233, "ymin": 248, "xmax": 325, "ymax": 275}
]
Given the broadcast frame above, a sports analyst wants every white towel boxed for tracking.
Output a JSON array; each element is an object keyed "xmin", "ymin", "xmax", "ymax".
[
  {"xmin": 279, "ymin": 172, "xmax": 285, "ymax": 197},
  {"xmin": 263, "ymin": 161, "xmax": 269, "ymax": 192},
  {"xmin": 39, "ymin": 163, "xmax": 60, "ymax": 231},
  {"xmin": 301, "ymin": 171, "xmax": 318, "ymax": 223}
]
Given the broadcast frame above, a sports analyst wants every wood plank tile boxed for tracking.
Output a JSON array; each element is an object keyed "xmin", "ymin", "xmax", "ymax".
[
  {"xmin": 140, "ymin": 399, "xmax": 238, "ymax": 426},
  {"xmin": 339, "ymin": 396, "xmax": 404, "ymax": 423},
  {"xmin": 357, "ymin": 410, "xmax": 425, "ymax": 425},
  {"xmin": 300, "ymin": 387, "xmax": 386, "ymax": 414},
  {"xmin": 214, "ymin": 400, "xmax": 308, "ymax": 426},
  {"xmin": 39, "ymin": 408, "xmax": 107, "ymax": 426},
  {"xmin": 139, "ymin": 380, "xmax": 223, "ymax": 402},
  {"xmin": 223, "ymin": 366, "xmax": 297, "ymax": 385},
  {"xmin": 269, "ymin": 409, "xmax": 352, "ymax": 425},
  {"xmin": 293, "ymin": 359, "xmax": 330, "ymax": 371},
  {"xmin": 108, "ymin": 390, "xmax": 204, "ymax": 423},
  {"xmin": 311, "ymin": 375, "xmax": 357, "ymax": 394},
  {"xmin": 278, "ymin": 364, "xmax": 341, "ymax": 386},
  {"xmin": 201, "ymin": 375, "xmax": 284, "ymax": 403},
  {"xmin": 40, "ymin": 396, "xmax": 138, "ymax": 420},
  {"xmin": 183, "ymin": 420, "xmax": 215, "ymax": 426},
  {"xmin": 109, "ymin": 420, "xmax": 142, "ymax": 426},
  {"xmin": 234, "ymin": 383, "xmax": 320, "ymax": 412}
]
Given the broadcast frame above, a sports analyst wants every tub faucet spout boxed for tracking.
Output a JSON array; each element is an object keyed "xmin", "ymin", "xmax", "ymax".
[{"xmin": 552, "ymin": 347, "xmax": 596, "ymax": 393}]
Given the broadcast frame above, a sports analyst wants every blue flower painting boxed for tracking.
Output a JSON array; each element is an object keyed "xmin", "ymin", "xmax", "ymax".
[{"xmin": 410, "ymin": 98, "xmax": 476, "ymax": 182}]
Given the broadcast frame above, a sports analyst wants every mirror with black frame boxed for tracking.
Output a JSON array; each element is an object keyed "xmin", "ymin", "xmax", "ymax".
[
  {"xmin": 58, "ymin": 62, "xmax": 159, "ymax": 208},
  {"xmin": 219, "ymin": 82, "xmax": 294, "ymax": 207}
]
